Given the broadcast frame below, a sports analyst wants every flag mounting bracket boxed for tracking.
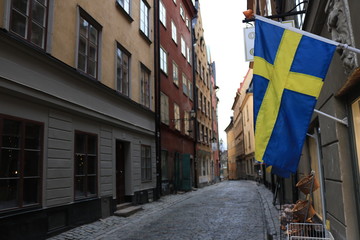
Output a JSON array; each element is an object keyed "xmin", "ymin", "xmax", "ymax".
[{"xmin": 314, "ymin": 109, "xmax": 348, "ymax": 127}]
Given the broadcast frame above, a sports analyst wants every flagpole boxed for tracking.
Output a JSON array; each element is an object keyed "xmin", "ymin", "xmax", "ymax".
[{"xmin": 254, "ymin": 15, "xmax": 360, "ymax": 54}]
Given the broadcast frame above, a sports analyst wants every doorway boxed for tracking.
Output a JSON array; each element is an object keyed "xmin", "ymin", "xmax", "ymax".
[{"xmin": 116, "ymin": 140, "xmax": 126, "ymax": 204}]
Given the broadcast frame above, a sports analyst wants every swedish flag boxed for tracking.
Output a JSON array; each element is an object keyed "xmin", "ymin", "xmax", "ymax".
[{"xmin": 254, "ymin": 17, "xmax": 336, "ymax": 177}]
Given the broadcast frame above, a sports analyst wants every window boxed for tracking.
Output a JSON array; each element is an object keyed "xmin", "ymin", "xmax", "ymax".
[
  {"xmin": 141, "ymin": 145, "xmax": 152, "ymax": 182},
  {"xmin": 10, "ymin": 0, "xmax": 48, "ymax": 49},
  {"xmin": 159, "ymin": 1, "xmax": 166, "ymax": 27},
  {"xmin": 74, "ymin": 132, "xmax": 97, "ymax": 199},
  {"xmin": 0, "ymin": 116, "xmax": 43, "ymax": 211},
  {"xmin": 199, "ymin": 92, "xmax": 202, "ymax": 110},
  {"xmin": 160, "ymin": 92, "xmax": 169, "ymax": 125},
  {"xmin": 173, "ymin": 0, "xmax": 176, "ymax": 4},
  {"xmin": 117, "ymin": 0, "xmax": 130, "ymax": 14},
  {"xmin": 174, "ymin": 103, "xmax": 180, "ymax": 131},
  {"xmin": 140, "ymin": 64, "xmax": 151, "ymax": 108},
  {"xmin": 187, "ymin": 46, "xmax": 191, "ymax": 63},
  {"xmin": 78, "ymin": 10, "xmax": 100, "ymax": 78},
  {"xmin": 160, "ymin": 47, "xmax": 167, "ymax": 74},
  {"xmin": 185, "ymin": 16, "xmax": 189, "ymax": 29},
  {"xmin": 188, "ymin": 80, "xmax": 193, "ymax": 100},
  {"xmin": 140, "ymin": 0, "xmax": 149, "ymax": 37},
  {"xmin": 184, "ymin": 111, "xmax": 190, "ymax": 135},
  {"xmin": 201, "ymin": 66, "xmax": 204, "ymax": 80},
  {"xmin": 181, "ymin": 36, "xmax": 186, "ymax": 57},
  {"xmin": 182, "ymin": 74, "xmax": 188, "ymax": 96},
  {"xmin": 180, "ymin": 4, "xmax": 185, "ymax": 20},
  {"xmin": 171, "ymin": 21, "xmax": 177, "ymax": 43},
  {"xmin": 116, "ymin": 45, "xmax": 130, "ymax": 96},
  {"xmin": 352, "ymin": 99, "xmax": 360, "ymax": 179},
  {"xmin": 172, "ymin": 62, "xmax": 178, "ymax": 86},
  {"xmin": 161, "ymin": 150, "xmax": 168, "ymax": 180},
  {"xmin": 202, "ymin": 96, "xmax": 206, "ymax": 113}
]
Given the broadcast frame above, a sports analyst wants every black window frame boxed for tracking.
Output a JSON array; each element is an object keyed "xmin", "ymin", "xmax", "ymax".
[
  {"xmin": 74, "ymin": 131, "xmax": 98, "ymax": 200},
  {"xmin": 0, "ymin": 114, "xmax": 43, "ymax": 212}
]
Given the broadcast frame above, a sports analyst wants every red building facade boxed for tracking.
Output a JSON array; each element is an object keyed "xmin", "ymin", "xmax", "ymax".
[{"xmin": 159, "ymin": 0, "xmax": 197, "ymax": 194}]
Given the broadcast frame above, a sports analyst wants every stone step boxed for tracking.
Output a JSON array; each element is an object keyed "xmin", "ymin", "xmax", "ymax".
[
  {"xmin": 114, "ymin": 206, "xmax": 143, "ymax": 217},
  {"xmin": 116, "ymin": 202, "xmax": 132, "ymax": 210}
]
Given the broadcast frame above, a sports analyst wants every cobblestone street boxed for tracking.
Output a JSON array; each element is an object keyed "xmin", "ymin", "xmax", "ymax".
[{"xmin": 48, "ymin": 181, "xmax": 280, "ymax": 240}]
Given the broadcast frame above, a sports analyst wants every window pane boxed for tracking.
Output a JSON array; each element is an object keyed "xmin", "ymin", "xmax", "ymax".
[
  {"xmin": 10, "ymin": 10, "xmax": 27, "ymax": 37},
  {"xmin": 36, "ymin": 0, "xmax": 46, "ymax": 6},
  {"xmin": 75, "ymin": 154, "xmax": 85, "ymax": 175},
  {"xmin": 24, "ymin": 151, "xmax": 40, "ymax": 176},
  {"xmin": 31, "ymin": 1, "xmax": 45, "ymax": 26},
  {"xmin": 87, "ymin": 156, "xmax": 96, "ymax": 174},
  {"xmin": 87, "ymin": 135, "xmax": 97, "ymax": 154},
  {"xmin": 0, "ymin": 179, "xmax": 18, "ymax": 209},
  {"xmin": 75, "ymin": 177, "xmax": 85, "ymax": 198},
  {"xmin": 78, "ymin": 54, "xmax": 86, "ymax": 72},
  {"xmin": 0, "ymin": 149, "xmax": 20, "ymax": 178},
  {"xmin": 87, "ymin": 176, "xmax": 96, "ymax": 195},
  {"xmin": 79, "ymin": 18, "xmax": 88, "ymax": 37},
  {"xmin": 78, "ymin": 37, "xmax": 87, "ymax": 54},
  {"xmin": 25, "ymin": 124, "xmax": 41, "ymax": 149},
  {"xmin": 23, "ymin": 178, "xmax": 39, "ymax": 205},
  {"xmin": 30, "ymin": 21, "xmax": 44, "ymax": 47},
  {"xmin": 75, "ymin": 134, "xmax": 86, "ymax": 153},
  {"xmin": 89, "ymin": 25, "xmax": 97, "ymax": 44},
  {"xmin": 89, "ymin": 44, "xmax": 97, "ymax": 60},
  {"xmin": 13, "ymin": 0, "xmax": 28, "ymax": 14},
  {"xmin": 87, "ymin": 59, "xmax": 96, "ymax": 77},
  {"xmin": 2, "ymin": 120, "xmax": 21, "ymax": 148}
]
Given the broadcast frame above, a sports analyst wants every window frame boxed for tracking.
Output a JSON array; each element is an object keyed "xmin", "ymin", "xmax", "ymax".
[
  {"xmin": 9, "ymin": 0, "xmax": 49, "ymax": 49},
  {"xmin": 160, "ymin": 92, "xmax": 169, "ymax": 125},
  {"xmin": 174, "ymin": 103, "xmax": 180, "ymax": 131},
  {"xmin": 171, "ymin": 20, "xmax": 177, "ymax": 44},
  {"xmin": 140, "ymin": 63, "xmax": 151, "ymax": 109},
  {"xmin": 0, "ymin": 115, "xmax": 43, "ymax": 212},
  {"xmin": 172, "ymin": 61, "xmax": 179, "ymax": 86},
  {"xmin": 116, "ymin": 43, "xmax": 131, "ymax": 96},
  {"xmin": 140, "ymin": 0, "xmax": 150, "ymax": 38},
  {"xmin": 74, "ymin": 131, "xmax": 98, "ymax": 200},
  {"xmin": 160, "ymin": 46, "xmax": 168, "ymax": 75},
  {"xmin": 181, "ymin": 36, "xmax": 186, "ymax": 57},
  {"xmin": 77, "ymin": 8, "xmax": 101, "ymax": 79},
  {"xmin": 116, "ymin": 0, "xmax": 131, "ymax": 15},
  {"xmin": 141, "ymin": 145, "xmax": 152, "ymax": 182},
  {"xmin": 159, "ymin": 1, "xmax": 166, "ymax": 27}
]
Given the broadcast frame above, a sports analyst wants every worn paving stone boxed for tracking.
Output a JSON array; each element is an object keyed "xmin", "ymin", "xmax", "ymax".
[{"xmin": 48, "ymin": 181, "xmax": 281, "ymax": 240}]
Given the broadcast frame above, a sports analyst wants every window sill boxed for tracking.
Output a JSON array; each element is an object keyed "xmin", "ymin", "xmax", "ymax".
[
  {"xmin": 139, "ymin": 30, "xmax": 152, "ymax": 45},
  {"xmin": 115, "ymin": 2, "xmax": 134, "ymax": 23},
  {"xmin": 161, "ymin": 69, "xmax": 168, "ymax": 77}
]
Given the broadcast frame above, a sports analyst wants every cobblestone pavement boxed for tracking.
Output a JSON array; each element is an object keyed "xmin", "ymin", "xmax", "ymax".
[{"xmin": 48, "ymin": 180, "xmax": 281, "ymax": 240}]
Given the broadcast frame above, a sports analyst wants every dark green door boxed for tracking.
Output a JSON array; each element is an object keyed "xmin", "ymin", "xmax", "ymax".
[{"xmin": 181, "ymin": 154, "xmax": 191, "ymax": 191}]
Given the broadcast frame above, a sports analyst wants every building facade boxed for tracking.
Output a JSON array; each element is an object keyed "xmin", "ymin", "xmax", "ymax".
[
  {"xmin": 193, "ymin": 8, "xmax": 212, "ymax": 187},
  {"xmin": 0, "ymin": 0, "xmax": 157, "ymax": 238},
  {"xmin": 158, "ymin": 0, "xmax": 196, "ymax": 194},
  {"xmin": 249, "ymin": 0, "xmax": 360, "ymax": 239}
]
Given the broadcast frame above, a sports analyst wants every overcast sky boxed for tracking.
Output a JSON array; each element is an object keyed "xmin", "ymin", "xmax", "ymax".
[{"xmin": 200, "ymin": 0, "xmax": 249, "ymax": 149}]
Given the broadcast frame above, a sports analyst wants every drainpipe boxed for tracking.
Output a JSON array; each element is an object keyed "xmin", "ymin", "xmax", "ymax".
[
  {"xmin": 191, "ymin": 0, "xmax": 199, "ymax": 188},
  {"xmin": 154, "ymin": 0, "xmax": 161, "ymax": 198}
]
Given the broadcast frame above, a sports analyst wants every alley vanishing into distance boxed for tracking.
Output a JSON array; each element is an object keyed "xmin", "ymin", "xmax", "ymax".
[{"xmin": 49, "ymin": 181, "xmax": 277, "ymax": 240}]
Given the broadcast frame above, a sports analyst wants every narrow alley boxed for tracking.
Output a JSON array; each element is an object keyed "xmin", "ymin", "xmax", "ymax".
[{"xmin": 48, "ymin": 181, "xmax": 279, "ymax": 240}]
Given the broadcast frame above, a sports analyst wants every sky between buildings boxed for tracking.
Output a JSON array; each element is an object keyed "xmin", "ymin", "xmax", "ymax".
[{"xmin": 200, "ymin": 0, "xmax": 249, "ymax": 149}]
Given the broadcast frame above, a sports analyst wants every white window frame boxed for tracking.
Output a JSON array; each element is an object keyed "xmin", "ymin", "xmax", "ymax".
[
  {"xmin": 174, "ymin": 103, "xmax": 180, "ymax": 131},
  {"xmin": 140, "ymin": 0, "xmax": 149, "ymax": 37},
  {"xmin": 117, "ymin": 0, "xmax": 130, "ymax": 14},
  {"xmin": 140, "ymin": 64, "xmax": 151, "ymax": 108},
  {"xmin": 182, "ymin": 74, "xmax": 188, "ymax": 96},
  {"xmin": 181, "ymin": 36, "xmax": 186, "ymax": 57},
  {"xmin": 159, "ymin": 1, "xmax": 166, "ymax": 27},
  {"xmin": 116, "ymin": 45, "xmax": 130, "ymax": 96},
  {"xmin": 180, "ymin": 4, "xmax": 185, "ymax": 20},
  {"xmin": 171, "ymin": 20, "xmax": 177, "ymax": 43},
  {"xmin": 160, "ymin": 47, "xmax": 168, "ymax": 74},
  {"xmin": 173, "ymin": 61, "xmax": 178, "ymax": 86},
  {"xmin": 161, "ymin": 92, "xmax": 169, "ymax": 125},
  {"xmin": 186, "ymin": 46, "xmax": 191, "ymax": 63}
]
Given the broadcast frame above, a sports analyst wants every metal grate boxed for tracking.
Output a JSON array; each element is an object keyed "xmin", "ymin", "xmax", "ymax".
[{"xmin": 287, "ymin": 223, "xmax": 334, "ymax": 240}]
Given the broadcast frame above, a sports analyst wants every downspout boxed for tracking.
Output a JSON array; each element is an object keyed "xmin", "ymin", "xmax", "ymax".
[
  {"xmin": 154, "ymin": 0, "xmax": 161, "ymax": 198},
  {"xmin": 191, "ymin": 0, "xmax": 199, "ymax": 188}
]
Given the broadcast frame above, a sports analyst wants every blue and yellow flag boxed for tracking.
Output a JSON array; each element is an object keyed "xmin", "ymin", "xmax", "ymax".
[{"xmin": 253, "ymin": 17, "xmax": 336, "ymax": 177}]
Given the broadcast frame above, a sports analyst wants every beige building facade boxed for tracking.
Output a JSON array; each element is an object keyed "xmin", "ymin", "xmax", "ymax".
[{"xmin": 0, "ymin": 0, "xmax": 156, "ymax": 238}]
